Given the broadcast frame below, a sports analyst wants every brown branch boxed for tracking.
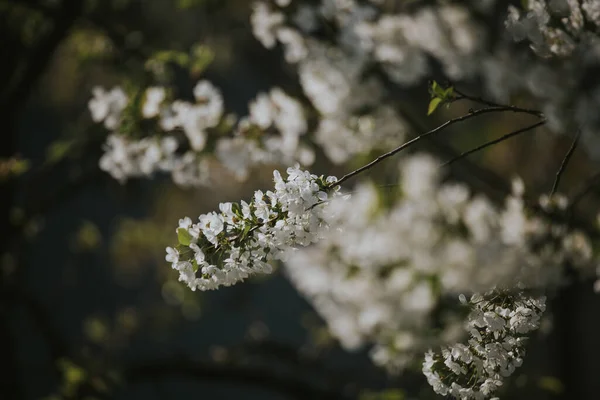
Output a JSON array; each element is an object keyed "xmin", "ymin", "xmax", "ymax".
[
  {"xmin": 330, "ymin": 106, "xmax": 542, "ymax": 188},
  {"xmin": 551, "ymin": 129, "xmax": 581, "ymax": 196},
  {"xmin": 453, "ymin": 88, "xmax": 544, "ymax": 118},
  {"xmin": 440, "ymin": 120, "xmax": 546, "ymax": 167}
]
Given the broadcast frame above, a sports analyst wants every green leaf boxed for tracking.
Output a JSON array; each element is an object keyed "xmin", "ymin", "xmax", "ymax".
[
  {"xmin": 443, "ymin": 86, "xmax": 454, "ymax": 98},
  {"xmin": 177, "ymin": 228, "xmax": 193, "ymax": 246},
  {"xmin": 231, "ymin": 202, "xmax": 242, "ymax": 216},
  {"xmin": 147, "ymin": 50, "xmax": 190, "ymax": 68},
  {"xmin": 192, "ymin": 259, "xmax": 199, "ymax": 273},
  {"xmin": 190, "ymin": 45, "xmax": 215, "ymax": 76},
  {"xmin": 427, "ymin": 97, "xmax": 442, "ymax": 115},
  {"xmin": 241, "ymin": 224, "xmax": 251, "ymax": 240},
  {"xmin": 46, "ymin": 140, "xmax": 75, "ymax": 164},
  {"xmin": 11, "ymin": 158, "xmax": 30, "ymax": 175},
  {"xmin": 431, "ymin": 80, "xmax": 445, "ymax": 97}
]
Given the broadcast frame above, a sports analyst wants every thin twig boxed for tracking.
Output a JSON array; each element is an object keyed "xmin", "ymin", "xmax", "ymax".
[
  {"xmin": 551, "ymin": 129, "xmax": 581, "ymax": 196},
  {"xmin": 440, "ymin": 120, "xmax": 546, "ymax": 167},
  {"xmin": 453, "ymin": 88, "xmax": 544, "ymax": 118},
  {"xmin": 329, "ymin": 107, "xmax": 542, "ymax": 188}
]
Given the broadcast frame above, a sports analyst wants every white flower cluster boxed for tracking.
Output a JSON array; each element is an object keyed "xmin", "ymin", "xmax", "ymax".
[
  {"xmin": 251, "ymin": 0, "xmax": 600, "ymax": 162},
  {"xmin": 284, "ymin": 154, "xmax": 595, "ymax": 372},
  {"xmin": 354, "ymin": 4, "xmax": 483, "ymax": 84},
  {"xmin": 160, "ymin": 81, "xmax": 224, "ymax": 151},
  {"xmin": 252, "ymin": 2, "xmax": 410, "ymax": 165},
  {"xmin": 505, "ymin": 0, "xmax": 600, "ymax": 57},
  {"xmin": 423, "ymin": 291, "xmax": 546, "ymax": 400},
  {"xmin": 91, "ymin": 80, "xmax": 315, "ymax": 185},
  {"xmin": 165, "ymin": 166, "xmax": 340, "ymax": 291},
  {"xmin": 251, "ymin": 1, "xmax": 308, "ymax": 63},
  {"xmin": 89, "ymin": 2, "xmax": 600, "ymax": 398},
  {"xmin": 91, "ymin": 82, "xmax": 220, "ymax": 186},
  {"xmin": 99, "ymin": 134, "xmax": 186, "ymax": 184},
  {"xmin": 88, "ymin": 86, "xmax": 128, "ymax": 130},
  {"xmin": 217, "ymin": 87, "xmax": 314, "ymax": 180}
]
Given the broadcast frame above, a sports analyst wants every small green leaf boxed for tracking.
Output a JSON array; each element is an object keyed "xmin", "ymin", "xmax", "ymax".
[
  {"xmin": 177, "ymin": 228, "xmax": 193, "ymax": 246},
  {"xmin": 431, "ymin": 80, "xmax": 446, "ymax": 97},
  {"xmin": 192, "ymin": 259, "xmax": 199, "ymax": 273},
  {"xmin": 147, "ymin": 50, "xmax": 190, "ymax": 68},
  {"xmin": 443, "ymin": 86, "xmax": 454, "ymax": 98},
  {"xmin": 241, "ymin": 224, "xmax": 251, "ymax": 240},
  {"xmin": 427, "ymin": 97, "xmax": 443, "ymax": 115},
  {"xmin": 46, "ymin": 140, "xmax": 75, "ymax": 163},
  {"xmin": 190, "ymin": 45, "xmax": 215, "ymax": 77},
  {"xmin": 11, "ymin": 158, "xmax": 30, "ymax": 175}
]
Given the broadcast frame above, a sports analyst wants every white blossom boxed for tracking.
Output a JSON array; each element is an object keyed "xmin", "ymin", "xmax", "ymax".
[
  {"xmin": 166, "ymin": 166, "xmax": 340, "ymax": 291},
  {"xmin": 142, "ymin": 87, "xmax": 166, "ymax": 118},
  {"xmin": 88, "ymin": 86, "xmax": 128, "ymax": 130}
]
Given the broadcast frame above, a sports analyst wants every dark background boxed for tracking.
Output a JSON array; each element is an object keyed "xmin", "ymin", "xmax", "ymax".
[{"xmin": 2, "ymin": 1, "xmax": 600, "ymax": 399}]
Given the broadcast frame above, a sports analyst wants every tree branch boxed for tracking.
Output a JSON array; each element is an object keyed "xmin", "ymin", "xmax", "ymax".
[
  {"xmin": 453, "ymin": 88, "xmax": 544, "ymax": 118},
  {"xmin": 440, "ymin": 120, "xmax": 546, "ymax": 167},
  {"xmin": 550, "ymin": 129, "xmax": 581, "ymax": 196},
  {"xmin": 331, "ymin": 107, "xmax": 542, "ymax": 187}
]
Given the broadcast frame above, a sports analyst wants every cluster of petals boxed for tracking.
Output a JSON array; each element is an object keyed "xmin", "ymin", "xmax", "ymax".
[
  {"xmin": 423, "ymin": 291, "xmax": 546, "ymax": 399},
  {"xmin": 90, "ymin": 80, "xmax": 314, "ymax": 186},
  {"xmin": 284, "ymin": 154, "xmax": 595, "ymax": 373},
  {"xmin": 165, "ymin": 166, "xmax": 340, "ymax": 291}
]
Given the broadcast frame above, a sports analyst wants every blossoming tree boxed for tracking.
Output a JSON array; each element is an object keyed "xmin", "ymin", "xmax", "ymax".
[{"xmin": 8, "ymin": 0, "xmax": 600, "ymax": 398}]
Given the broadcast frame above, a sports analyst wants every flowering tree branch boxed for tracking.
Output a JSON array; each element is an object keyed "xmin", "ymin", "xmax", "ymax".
[
  {"xmin": 332, "ymin": 105, "xmax": 545, "ymax": 188},
  {"xmin": 74, "ymin": 0, "xmax": 600, "ymax": 399}
]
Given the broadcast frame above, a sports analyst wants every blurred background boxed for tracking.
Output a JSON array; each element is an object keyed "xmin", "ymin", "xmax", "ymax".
[{"xmin": 2, "ymin": 1, "xmax": 600, "ymax": 399}]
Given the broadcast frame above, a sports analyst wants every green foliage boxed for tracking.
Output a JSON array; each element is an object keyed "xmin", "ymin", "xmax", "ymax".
[
  {"xmin": 190, "ymin": 44, "xmax": 215, "ymax": 77},
  {"xmin": 145, "ymin": 44, "xmax": 215, "ymax": 80},
  {"xmin": 427, "ymin": 97, "xmax": 443, "ymax": 116},
  {"xmin": 177, "ymin": 227, "xmax": 193, "ymax": 246},
  {"xmin": 0, "ymin": 156, "xmax": 30, "ymax": 180},
  {"xmin": 46, "ymin": 139, "xmax": 76, "ymax": 164},
  {"xmin": 83, "ymin": 316, "xmax": 110, "ymax": 344},
  {"xmin": 148, "ymin": 50, "xmax": 191, "ymax": 68},
  {"xmin": 57, "ymin": 358, "xmax": 88, "ymax": 398},
  {"xmin": 69, "ymin": 29, "xmax": 113, "ymax": 62},
  {"xmin": 427, "ymin": 80, "xmax": 455, "ymax": 115},
  {"xmin": 73, "ymin": 220, "xmax": 103, "ymax": 252}
]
